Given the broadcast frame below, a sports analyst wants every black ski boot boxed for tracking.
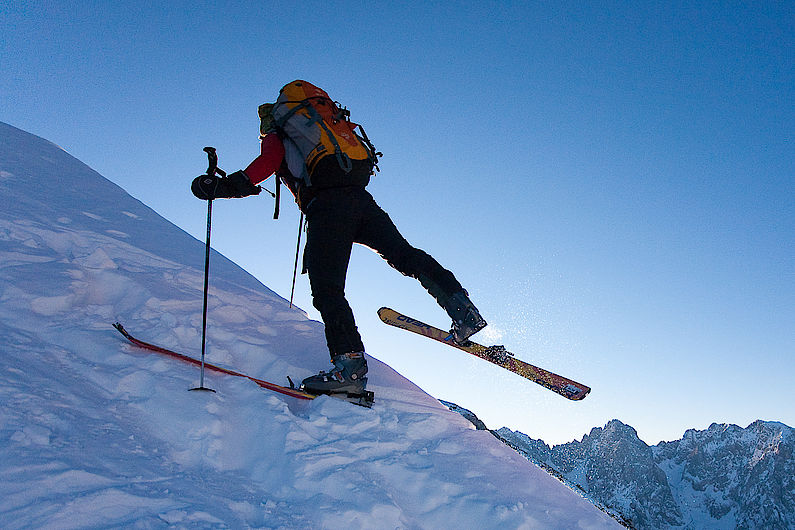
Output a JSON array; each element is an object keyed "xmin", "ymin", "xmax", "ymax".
[
  {"xmin": 301, "ymin": 351, "xmax": 368, "ymax": 396},
  {"xmin": 444, "ymin": 290, "xmax": 487, "ymax": 344}
]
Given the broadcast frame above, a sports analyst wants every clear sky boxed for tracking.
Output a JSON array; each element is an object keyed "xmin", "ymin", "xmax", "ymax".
[{"xmin": 2, "ymin": 1, "xmax": 792, "ymax": 445}]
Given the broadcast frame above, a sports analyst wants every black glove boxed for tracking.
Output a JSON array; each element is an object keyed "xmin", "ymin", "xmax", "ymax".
[{"xmin": 191, "ymin": 170, "xmax": 261, "ymax": 200}]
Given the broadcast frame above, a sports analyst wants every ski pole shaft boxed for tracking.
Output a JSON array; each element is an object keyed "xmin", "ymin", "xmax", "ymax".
[
  {"xmin": 289, "ymin": 212, "xmax": 304, "ymax": 308},
  {"xmin": 199, "ymin": 197, "xmax": 212, "ymax": 387},
  {"xmin": 191, "ymin": 147, "xmax": 219, "ymax": 393}
]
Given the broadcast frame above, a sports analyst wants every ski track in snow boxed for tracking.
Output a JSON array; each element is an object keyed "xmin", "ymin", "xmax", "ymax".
[{"xmin": 0, "ymin": 122, "xmax": 618, "ymax": 528}]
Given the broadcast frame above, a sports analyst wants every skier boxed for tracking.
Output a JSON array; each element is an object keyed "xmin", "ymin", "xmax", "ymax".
[{"xmin": 192, "ymin": 80, "xmax": 486, "ymax": 398}]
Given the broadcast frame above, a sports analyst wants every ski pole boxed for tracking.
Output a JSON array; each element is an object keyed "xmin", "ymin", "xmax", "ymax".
[
  {"xmin": 289, "ymin": 212, "xmax": 304, "ymax": 308},
  {"xmin": 190, "ymin": 147, "xmax": 223, "ymax": 393}
]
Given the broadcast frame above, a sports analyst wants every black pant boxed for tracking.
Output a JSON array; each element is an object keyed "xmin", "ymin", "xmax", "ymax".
[{"xmin": 304, "ymin": 187, "xmax": 463, "ymax": 357}]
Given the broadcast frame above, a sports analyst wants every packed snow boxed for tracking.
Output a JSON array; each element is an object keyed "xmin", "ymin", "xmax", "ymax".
[{"xmin": 0, "ymin": 122, "xmax": 619, "ymax": 528}]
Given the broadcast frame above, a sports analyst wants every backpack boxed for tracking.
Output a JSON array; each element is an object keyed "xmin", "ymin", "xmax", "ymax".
[{"xmin": 260, "ymin": 80, "xmax": 380, "ymax": 188}]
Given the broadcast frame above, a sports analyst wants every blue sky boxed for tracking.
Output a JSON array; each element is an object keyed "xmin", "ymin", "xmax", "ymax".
[{"xmin": 2, "ymin": 1, "xmax": 792, "ymax": 444}]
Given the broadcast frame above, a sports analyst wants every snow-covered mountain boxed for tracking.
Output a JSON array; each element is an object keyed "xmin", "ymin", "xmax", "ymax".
[
  {"xmin": 496, "ymin": 419, "xmax": 794, "ymax": 529},
  {"xmin": 0, "ymin": 121, "xmax": 619, "ymax": 528}
]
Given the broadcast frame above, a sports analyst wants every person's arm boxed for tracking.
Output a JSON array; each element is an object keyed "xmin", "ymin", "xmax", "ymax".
[
  {"xmin": 244, "ymin": 133, "xmax": 285, "ymax": 185},
  {"xmin": 191, "ymin": 134, "xmax": 285, "ymax": 200}
]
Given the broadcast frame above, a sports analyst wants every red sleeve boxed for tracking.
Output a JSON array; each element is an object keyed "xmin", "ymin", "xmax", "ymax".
[{"xmin": 244, "ymin": 134, "xmax": 285, "ymax": 185}]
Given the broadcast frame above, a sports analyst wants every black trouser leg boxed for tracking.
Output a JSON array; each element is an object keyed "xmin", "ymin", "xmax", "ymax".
[
  {"xmin": 305, "ymin": 188, "xmax": 465, "ymax": 358},
  {"xmin": 305, "ymin": 191, "xmax": 365, "ymax": 357},
  {"xmin": 355, "ymin": 192, "xmax": 463, "ymax": 307}
]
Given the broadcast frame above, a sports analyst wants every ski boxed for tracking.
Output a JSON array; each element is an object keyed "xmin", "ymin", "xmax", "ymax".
[
  {"xmin": 113, "ymin": 323, "xmax": 374, "ymax": 407},
  {"xmin": 377, "ymin": 308, "xmax": 590, "ymax": 401}
]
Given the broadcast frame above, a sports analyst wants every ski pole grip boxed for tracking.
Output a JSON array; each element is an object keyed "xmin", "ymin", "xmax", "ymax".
[{"xmin": 203, "ymin": 146, "xmax": 226, "ymax": 178}]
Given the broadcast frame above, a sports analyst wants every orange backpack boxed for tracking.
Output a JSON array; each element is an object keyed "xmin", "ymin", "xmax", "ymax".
[{"xmin": 266, "ymin": 80, "xmax": 380, "ymax": 185}]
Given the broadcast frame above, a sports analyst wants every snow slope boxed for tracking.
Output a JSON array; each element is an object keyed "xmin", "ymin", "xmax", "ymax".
[{"xmin": 0, "ymin": 122, "xmax": 618, "ymax": 528}]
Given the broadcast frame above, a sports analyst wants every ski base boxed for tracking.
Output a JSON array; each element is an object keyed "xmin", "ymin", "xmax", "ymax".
[{"xmin": 377, "ymin": 307, "xmax": 590, "ymax": 401}]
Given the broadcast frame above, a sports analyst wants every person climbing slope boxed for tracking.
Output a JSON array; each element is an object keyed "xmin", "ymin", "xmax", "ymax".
[{"xmin": 192, "ymin": 80, "xmax": 486, "ymax": 398}]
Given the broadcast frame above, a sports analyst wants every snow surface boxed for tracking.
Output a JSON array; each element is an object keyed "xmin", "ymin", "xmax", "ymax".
[{"xmin": 0, "ymin": 122, "xmax": 619, "ymax": 528}]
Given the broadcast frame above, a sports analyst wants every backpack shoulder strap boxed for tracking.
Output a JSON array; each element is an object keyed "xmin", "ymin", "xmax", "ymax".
[{"xmin": 273, "ymin": 99, "xmax": 313, "ymax": 129}]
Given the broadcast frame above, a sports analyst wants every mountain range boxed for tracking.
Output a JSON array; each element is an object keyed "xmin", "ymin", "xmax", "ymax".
[{"xmin": 444, "ymin": 399, "xmax": 793, "ymax": 529}]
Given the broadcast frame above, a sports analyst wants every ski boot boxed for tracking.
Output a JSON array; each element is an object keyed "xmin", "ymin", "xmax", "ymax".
[
  {"xmin": 300, "ymin": 352, "xmax": 374, "ymax": 407},
  {"xmin": 444, "ymin": 290, "xmax": 487, "ymax": 345}
]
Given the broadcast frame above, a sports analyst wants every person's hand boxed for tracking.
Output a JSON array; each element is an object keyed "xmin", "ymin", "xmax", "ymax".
[{"xmin": 191, "ymin": 171, "xmax": 261, "ymax": 200}]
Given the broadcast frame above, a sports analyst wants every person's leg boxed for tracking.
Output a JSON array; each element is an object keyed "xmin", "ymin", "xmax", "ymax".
[
  {"xmin": 301, "ymin": 190, "xmax": 368, "ymax": 394},
  {"xmin": 355, "ymin": 191, "xmax": 486, "ymax": 342},
  {"xmin": 354, "ymin": 192, "xmax": 462, "ymax": 303},
  {"xmin": 304, "ymin": 191, "xmax": 364, "ymax": 357}
]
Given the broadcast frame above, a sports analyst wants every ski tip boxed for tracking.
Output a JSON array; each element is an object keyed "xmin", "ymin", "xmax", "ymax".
[{"xmin": 112, "ymin": 322, "xmax": 130, "ymax": 338}]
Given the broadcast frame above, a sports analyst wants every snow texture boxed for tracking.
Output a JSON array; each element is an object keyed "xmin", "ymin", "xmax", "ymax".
[{"xmin": 0, "ymin": 122, "xmax": 619, "ymax": 528}]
